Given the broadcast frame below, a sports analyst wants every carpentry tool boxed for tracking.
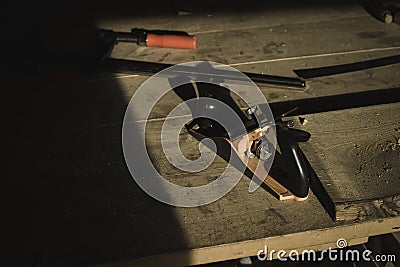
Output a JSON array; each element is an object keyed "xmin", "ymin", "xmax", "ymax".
[
  {"xmin": 175, "ymin": 82, "xmax": 312, "ymax": 200},
  {"xmin": 175, "ymin": 79, "xmax": 400, "ymax": 219},
  {"xmin": 103, "ymin": 58, "xmax": 306, "ymax": 88},
  {"xmin": 98, "ymin": 28, "xmax": 197, "ymax": 53}
]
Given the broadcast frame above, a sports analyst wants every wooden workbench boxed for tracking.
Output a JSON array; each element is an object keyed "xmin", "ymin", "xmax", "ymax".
[{"xmin": 8, "ymin": 1, "xmax": 400, "ymax": 266}]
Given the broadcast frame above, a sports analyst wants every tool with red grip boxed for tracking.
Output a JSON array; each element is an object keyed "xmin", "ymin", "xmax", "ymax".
[
  {"xmin": 98, "ymin": 28, "xmax": 197, "ymax": 51},
  {"xmin": 146, "ymin": 33, "xmax": 197, "ymax": 49}
]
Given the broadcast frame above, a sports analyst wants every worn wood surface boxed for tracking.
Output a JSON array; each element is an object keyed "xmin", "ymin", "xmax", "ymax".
[
  {"xmin": 8, "ymin": 1, "xmax": 400, "ymax": 266},
  {"xmin": 292, "ymin": 103, "xmax": 400, "ymax": 220}
]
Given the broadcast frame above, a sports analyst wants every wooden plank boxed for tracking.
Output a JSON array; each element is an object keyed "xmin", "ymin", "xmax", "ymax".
[
  {"xmin": 12, "ymin": 46, "xmax": 399, "ymax": 267},
  {"xmin": 12, "ymin": 102, "xmax": 399, "ymax": 265},
  {"xmin": 290, "ymin": 102, "xmax": 400, "ymax": 221},
  {"xmin": 86, "ymin": 217, "xmax": 399, "ymax": 267},
  {"xmin": 96, "ymin": 1, "xmax": 369, "ymax": 34},
  {"xmin": 12, "ymin": 79, "xmax": 395, "ymax": 265}
]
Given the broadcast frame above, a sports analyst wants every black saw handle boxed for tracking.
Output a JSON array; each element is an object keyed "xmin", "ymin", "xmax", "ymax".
[{"xmin": 276, "ymin": 123, "xmax": 311, "ymax": 198}]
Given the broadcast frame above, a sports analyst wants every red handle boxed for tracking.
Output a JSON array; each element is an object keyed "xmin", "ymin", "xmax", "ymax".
[{"xmin": 146, "ymin": 34, "xmax": 197, "ymax": 49}]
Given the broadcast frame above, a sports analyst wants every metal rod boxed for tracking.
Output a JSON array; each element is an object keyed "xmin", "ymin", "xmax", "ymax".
[{"xmin": 101, "ymin": 58, "xmax": 306, "ymax": 89}]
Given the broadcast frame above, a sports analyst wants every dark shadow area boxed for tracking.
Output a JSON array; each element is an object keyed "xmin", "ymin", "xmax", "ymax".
[
  {"xmin": 3, "ymin": 1, "xmax": 187, "ymax": 267},
  {"xmin": 360, "ymin": 0, "xmax": 400, "ymax": 24},
  {"xmin": 90, "ymin": 0, "xmax": 362, "ymax": 19}
]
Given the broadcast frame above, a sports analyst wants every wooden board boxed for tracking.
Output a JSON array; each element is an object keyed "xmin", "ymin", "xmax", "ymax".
[
  {"xmin": 87, "ymin": 217, "xmax": 399, "ymax": 267},
  {"xmin": 292, "ymin": 102, "xmax": 400, "ymax": 221},
  {"xmin": 6, "ymin": 1, "xmax": 400, "ymax": 266}
]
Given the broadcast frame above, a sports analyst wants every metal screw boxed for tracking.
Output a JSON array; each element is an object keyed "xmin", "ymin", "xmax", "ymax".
[
  {"xmin": 256, "ymin": 140, "xmax": 272, "ymax": 161},
  {"xmin": 286, "ymin": 120, "xmax": 295, "ymax": 128},
  {"xmin": 246, "ymin": 150, "xmax": 256, "ymax": 158},
  {"xmin": 247, "ymin": 106, "xmax": 257, "ymax": 115}
]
